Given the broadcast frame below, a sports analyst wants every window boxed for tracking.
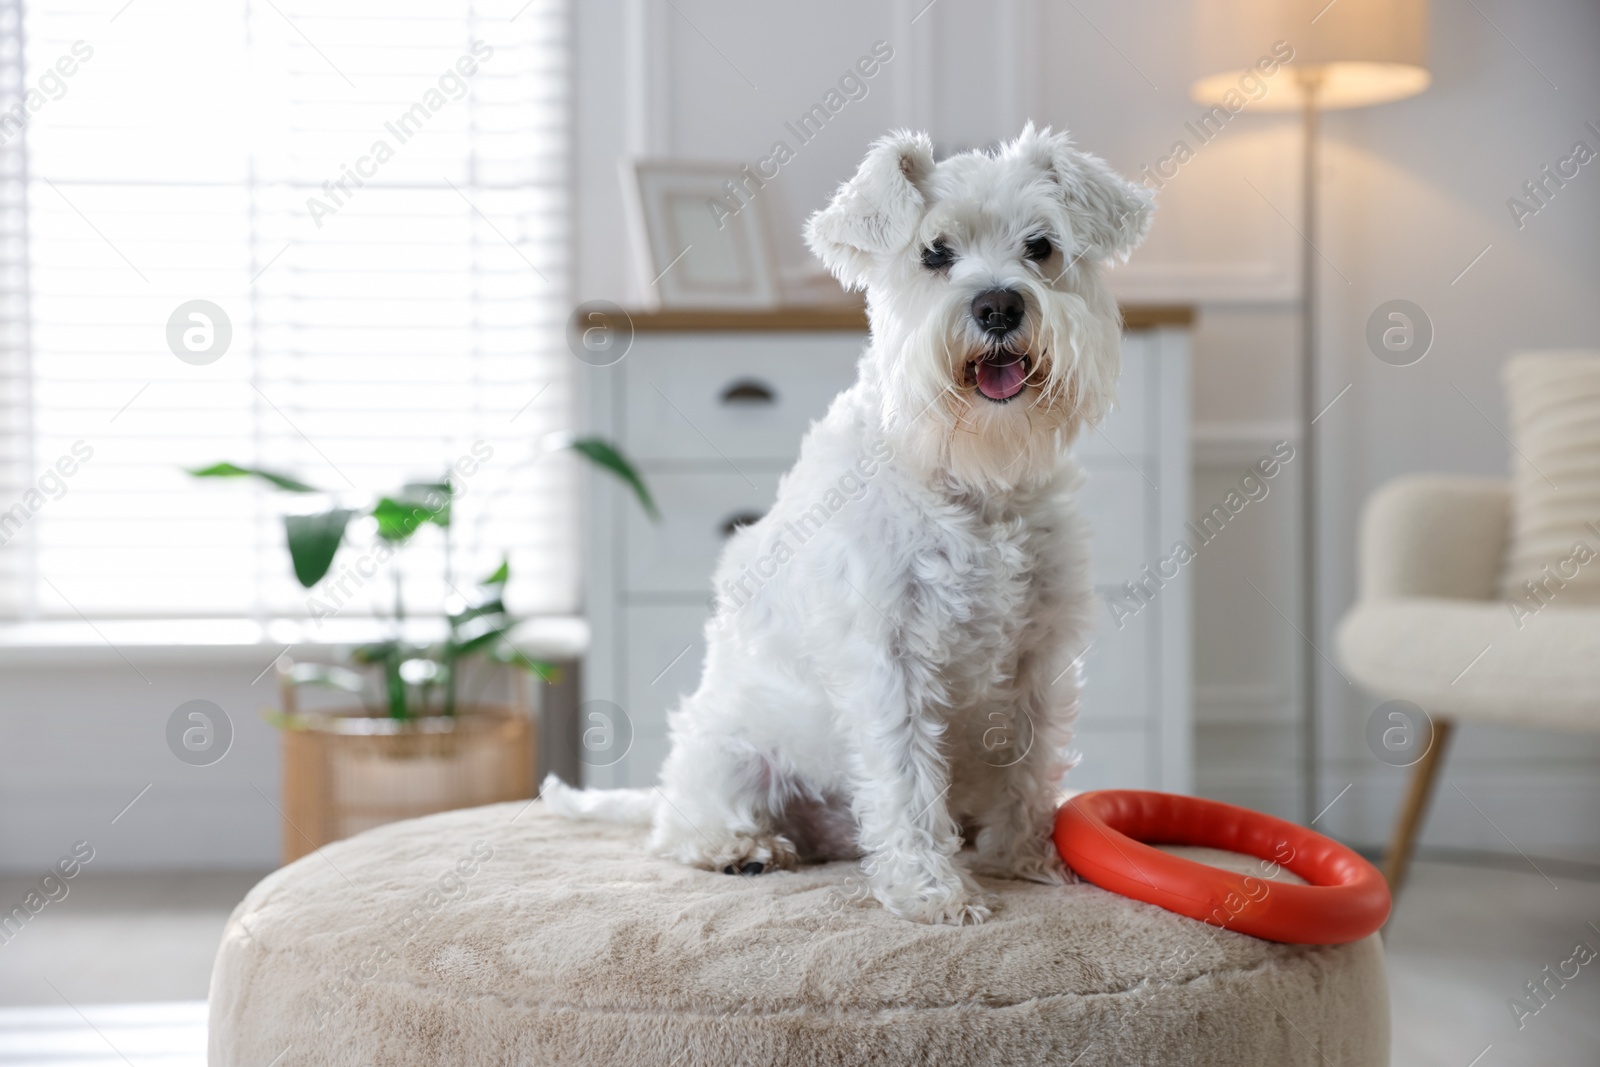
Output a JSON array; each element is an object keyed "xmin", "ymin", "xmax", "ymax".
[{"xmin": 0, "ymin": 0, "xmax": 573, "ymax": 621}]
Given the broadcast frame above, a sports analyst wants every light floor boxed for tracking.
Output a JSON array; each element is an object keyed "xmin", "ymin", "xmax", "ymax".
[
  {"xmin": 1385, "ymin": 858, "xmax": 1600, "ymax": 1066},
  {"xmin": 0, "ymin": 860, "xmax": 1595, "ymax": 1065}
]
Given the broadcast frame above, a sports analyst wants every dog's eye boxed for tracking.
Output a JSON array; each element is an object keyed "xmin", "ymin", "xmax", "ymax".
[
  {"xmin": 1024, "ymin": 235, "xmax": 1053, "ymax": 261},
  {"xmin": 921, "ymin": 241, "xmax": 954, "ymax": 271}
]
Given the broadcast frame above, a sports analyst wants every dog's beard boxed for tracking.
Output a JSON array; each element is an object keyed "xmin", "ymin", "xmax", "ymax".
[{"xmin": 877, "ymin": 265, "xmax": 1121, "ymax": 492}]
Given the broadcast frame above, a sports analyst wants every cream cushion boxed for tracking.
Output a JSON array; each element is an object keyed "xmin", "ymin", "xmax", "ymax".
[
  {"xmin": 1338, "ymin": 597, "xmax": 1600, "ymax": 731},
  {"xmin": 1499, "ymin": 350, "xmax": 1600, "ymax": 603},
  {"xmin": 209, "ymin": 801, "xmax": 1389, "ymax": 1066}
]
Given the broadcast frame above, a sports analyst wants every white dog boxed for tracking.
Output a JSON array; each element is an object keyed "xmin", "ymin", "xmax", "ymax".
[{"xmin": 546, "ymin": 124, "xmax": 1152, "ymax": 924}]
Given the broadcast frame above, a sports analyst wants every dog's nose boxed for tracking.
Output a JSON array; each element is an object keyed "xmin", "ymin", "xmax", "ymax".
[{"xmin": 971, "ymin": 288, "xmax": 1025, "ymax": 335}]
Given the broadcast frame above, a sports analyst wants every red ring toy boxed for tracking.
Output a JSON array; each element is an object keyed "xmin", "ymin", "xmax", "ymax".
[{"xmin": 1054, "ymin": 790, "xmax": 1390, "ymax": 945}]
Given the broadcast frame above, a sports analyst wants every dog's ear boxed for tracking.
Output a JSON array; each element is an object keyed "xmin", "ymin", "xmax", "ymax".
[
  {"xmin": 1012, "ymin": 124, "xmax": 1153, "ymax": 263},
  {"xmin": 804, "ymin": 130, "xmax": 935, "ymax": 290}
]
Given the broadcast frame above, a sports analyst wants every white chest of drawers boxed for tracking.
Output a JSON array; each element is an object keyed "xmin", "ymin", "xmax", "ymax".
[{"xmin": 580, "ymin": 306, "xmax": 1193, "ymax": 796}]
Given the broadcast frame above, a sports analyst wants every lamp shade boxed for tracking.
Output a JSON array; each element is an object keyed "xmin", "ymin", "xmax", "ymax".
[{"xmin": 1191, "ymin": 0, "xmax": 1429, "ymax": 111}]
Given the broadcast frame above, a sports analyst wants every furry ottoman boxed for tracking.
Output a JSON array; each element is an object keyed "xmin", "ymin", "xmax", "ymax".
[{"xmin": 208, "ymin": 801, "xmax": 1389, "ymax": 1066}]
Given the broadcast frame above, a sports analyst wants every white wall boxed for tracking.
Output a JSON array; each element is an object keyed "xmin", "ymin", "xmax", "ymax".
[
  {"xmin": 0, "ymin": 640, "xmax": 536, "ymax": 873},
  {"xmin": 0, "ymin": 651, "xmax": 281, "ymax": 872},
  {"xmin": 575, "ymin": 0, "xmax": 1600, "ymax": 862}
]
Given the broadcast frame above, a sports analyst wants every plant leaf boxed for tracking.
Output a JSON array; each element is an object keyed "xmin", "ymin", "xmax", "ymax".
[
  {"xmin": 188, "ymin": 462, "xmax": 320, "ymax": 493},
  {"xmin": 283, "ymin": 509, "xmax": 354, "ymax": 587},
  {"xmin": 449, "ymin": 597, "xmax": 505, "ymax": 625},
  {"xmin": 570, "ymin": 436, "xmax": 658, "ymax": 520},
  {"xmin": 373, "ymin": 483, "xmax": 451, "ymax": 543},
  {"xmin": 450, "ymin": 627, "xmax": 506, "ymax": 660},
  {"xmin": 481, "ymin": 557, "xmax": 510, "ymax": 586},
  {"xmin": 487, "ymin": 644, "xmax": 561, "ymax": 683},
  {"xmin": 447, "ymin": 599, "xmax": 514, "ymax": 657},
  {"xmin": 371, "ymin": 498, "xmax": 419, "ymax": 543},
  {"xmin": 401, "ymin": 480, "xmax": 453, "ymax": 527}
]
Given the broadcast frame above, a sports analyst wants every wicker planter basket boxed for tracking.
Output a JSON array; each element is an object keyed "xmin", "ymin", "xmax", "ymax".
[{"xmin": 279, "ymin": 705, "xmax": 536, "ymax": 864}]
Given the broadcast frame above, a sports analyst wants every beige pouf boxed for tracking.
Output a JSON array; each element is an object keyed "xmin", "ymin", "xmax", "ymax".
[{"xmin": 209, "ymin": 802, "xmax": 1389, "ymax": 1066}]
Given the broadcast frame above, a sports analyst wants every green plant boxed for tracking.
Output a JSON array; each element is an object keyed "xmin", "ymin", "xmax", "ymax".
[{"xmin": 190, "ymin": 437, "xmax": 655, "ymax": 719}]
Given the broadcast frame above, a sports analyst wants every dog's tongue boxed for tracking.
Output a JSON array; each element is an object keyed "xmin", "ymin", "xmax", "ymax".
[{"xmin": 976, "ymin": 355, "xmax": 1028, "ymax": 401}]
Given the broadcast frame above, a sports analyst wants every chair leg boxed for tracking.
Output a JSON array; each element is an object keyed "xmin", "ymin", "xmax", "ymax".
[{"xmin": 1383, "ymin": 716, "xmax": 1456, "ymax": 905}]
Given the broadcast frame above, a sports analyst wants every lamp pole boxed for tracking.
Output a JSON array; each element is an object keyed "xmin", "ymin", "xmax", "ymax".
[
  {"xmin": 1298, "ymin": 70, "xmax": 1323, "ymax": 827},
  {"xmin": 1190, "ymin": 0, "xmax": 1430, "ymax": 828}
]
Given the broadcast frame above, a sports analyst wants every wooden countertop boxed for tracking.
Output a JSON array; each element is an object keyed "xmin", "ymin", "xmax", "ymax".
[{"xmin": 624, "ymin": 302, "xmax": 1194, "ymax": 333}]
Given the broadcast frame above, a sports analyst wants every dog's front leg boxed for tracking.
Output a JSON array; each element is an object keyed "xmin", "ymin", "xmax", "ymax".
[
  {"xmin": 844, "ymin": 661, "xmax": 989, "ymax": 926},
  {"xmin": 970, "ymin": 650, "xmax": 1077, "ymax": 885}
]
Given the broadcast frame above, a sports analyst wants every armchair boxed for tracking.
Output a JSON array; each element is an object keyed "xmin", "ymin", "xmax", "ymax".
[{"xmin": 1336, "ymin": 475, "xmax": 1600, "ymax": 898}]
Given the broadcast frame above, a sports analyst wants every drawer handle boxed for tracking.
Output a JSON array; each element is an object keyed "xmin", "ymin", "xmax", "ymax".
[
  {"xmin": 720, "ymin": 511, "xmax": 765, "ymax": 538},
  {"xmin": 719, "ymin": 379, "xmax": 776, "ymax": 405}
]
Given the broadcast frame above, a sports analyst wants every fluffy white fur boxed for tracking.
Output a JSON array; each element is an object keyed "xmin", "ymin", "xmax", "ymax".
[{"xmin": 546, "ymin": 125, "xmax": 1153, "ymax": 925}]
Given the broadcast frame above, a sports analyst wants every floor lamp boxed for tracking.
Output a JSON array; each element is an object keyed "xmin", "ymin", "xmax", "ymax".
[{"xmin": 1191, "ymin": 0, "xmax": 1430, "ymax": 825}]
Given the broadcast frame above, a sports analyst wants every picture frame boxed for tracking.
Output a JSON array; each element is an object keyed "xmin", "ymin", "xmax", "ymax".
[{"xmin": 621, "ymin": 159, "xmax": 781, "ymax": 310}]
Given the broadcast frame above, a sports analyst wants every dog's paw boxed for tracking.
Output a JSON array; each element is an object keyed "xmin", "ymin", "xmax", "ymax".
[
  {"xmin": 681, "ymin": 833, "xmax": 798, "ymax": 876},
  {"xmin": 873, "ymin": 858, "xmax": 992, "ymax": 925},
  {"xmin": 891, "ymin": 890, "xmax": 992, "ymax": 926}
]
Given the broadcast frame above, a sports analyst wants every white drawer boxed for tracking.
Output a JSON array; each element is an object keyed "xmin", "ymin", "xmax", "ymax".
[
  {"xmin": 1073, "ymin": 332, "xmax": 1150, "ymax": 464},
  {"xmin": 1075, "ymin": 465, "xmax": 1148, "ymax": 585},
  {"xmin": 1078, "ymin": 600, "xmax": 1150, "ymax": 725},
  {"xmin": 623, "ymin": 334, "xmax": 862, "ymax": 462},
  {"xmin": 1067, "ymin": 725, "xmax": 1153, "ymax": 791},
  {"xmin": 623, "ymin": 469, "xmax": 783, "ymax": 595},
  {"xmin": 621, "ymin": 604, "xmax": 711, "ymax": 786}
]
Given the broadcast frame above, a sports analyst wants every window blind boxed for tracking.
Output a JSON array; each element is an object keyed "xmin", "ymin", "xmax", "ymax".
[{"xmin": 0, "ymin": 0, "xmax": 573, "ymax": 621}]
